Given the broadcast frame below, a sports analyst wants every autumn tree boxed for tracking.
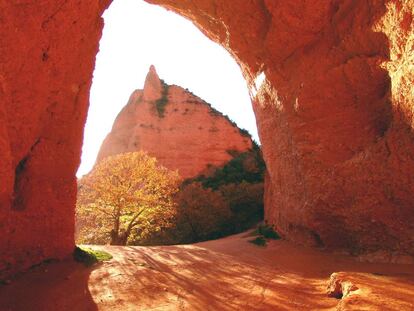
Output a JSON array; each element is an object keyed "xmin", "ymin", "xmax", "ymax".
[
  {"xmin": 136, "ymin": 147, "xmax": 266, "ymax": 245},
  {"xmin": 174, "ymin": 183, "xmax": 231, "ymax": 242},
  {"xmin": 76, "ymin": 152, "xmax": 180, "ymax": 245}
]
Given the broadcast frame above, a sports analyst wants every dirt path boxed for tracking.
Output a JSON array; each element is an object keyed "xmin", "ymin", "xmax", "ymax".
[{"xmin": 1, "ymin": 233, "xmax": 413, "ymax": 310}]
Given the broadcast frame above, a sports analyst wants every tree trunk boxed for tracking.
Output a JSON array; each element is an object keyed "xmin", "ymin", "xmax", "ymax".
[
  {"xmin": 110, "ymin": 230, "xmax": 127, "ymax": 245},
  {"xmin": 110, "ymin": 207, "xmax": 124, "ymax": 245}
]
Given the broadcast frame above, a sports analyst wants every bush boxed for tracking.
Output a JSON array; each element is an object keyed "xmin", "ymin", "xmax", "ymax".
[
  {"xmin": 139, "ymin": 182, "xmax": 265, "ymax": 245},
  {"xmin": 257, "ymin": 224, "xmax": 280, "ymax": 239},
  {"xmin": 187, "ymin": 146, "xmax": 265, "ymax": 190},
  {"xmin": 248, "ymin": 236, "xmax": 267, "ymax": 247},
  {"xmin": 154, "ymin": 80, "xmax": 170, "ymax": 117},
  {"xmin": 248, "ymin": 223, "xmax": 280, "ymax": 247},
  {"xmin": 219, "ymin": 182, "xmax": 264, "ymax": 232},
  {"xmin": 174, "ymin": 183, "xmax": 231, "ymax": 243},
  {"xmin": 73, "ymin": 246, "xmax": 113, "ymax": 266},
  {"xmin": 135, "ymin": 183, "xmax": 231, "ymax": 244}
]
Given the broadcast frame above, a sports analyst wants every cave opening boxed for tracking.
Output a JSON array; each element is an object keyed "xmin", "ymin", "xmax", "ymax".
[{"xmin": 76, "ymin": 0, "xmax": 265, "ymax": 247}]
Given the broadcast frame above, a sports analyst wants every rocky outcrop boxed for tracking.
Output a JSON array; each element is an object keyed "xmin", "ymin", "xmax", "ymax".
[
  {"xmin": 96, "ymin": 66, "xmax": 253, "ymax": 179},
  {"xmin": 1, "ymin": 0, "xmax": 414, "ymax": 276},
  {"xmin": 0, "ymin": 1, "xmax": 108, "ymax": 277},
  {"xmin": 147, "ymin": 0, "xmax": 414, "ymax": 260}
]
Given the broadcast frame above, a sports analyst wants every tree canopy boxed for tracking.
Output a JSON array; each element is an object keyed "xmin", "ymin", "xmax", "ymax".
[{"xmin": 76, "ymin": 151, "xmax": 180, "ymax": 245}]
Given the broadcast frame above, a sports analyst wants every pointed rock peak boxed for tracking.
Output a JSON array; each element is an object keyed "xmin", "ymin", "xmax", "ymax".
[
  {"xmin": 149, "ymin": 64, "xmax": 157, "ymax": 76},
  {"xmin": 143, "ymin": 65, "xmax": 162, "ymax": 102}
]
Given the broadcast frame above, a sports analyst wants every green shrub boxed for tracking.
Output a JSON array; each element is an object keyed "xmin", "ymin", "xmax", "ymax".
[
  {"xmin": 187, "ymin": 147, "xmax": 265, "ymax": 190},
  {"xmin": 248, "ymin": 223, "xmax": 280, "ymax": 247},
  {"xmin": 73, "ymin": 246, "xmax": 112, "ymax": 267},
  {"xmin": 154, "ymin": 80, "xmax": 170, "ymax": 117},
  {"xmin": 249, "ymin": 236, "xmax": 267, "ymax": 247},
  {"xmin": 256, "ymin": 223, "xmax": 280, "ymax": 240}
]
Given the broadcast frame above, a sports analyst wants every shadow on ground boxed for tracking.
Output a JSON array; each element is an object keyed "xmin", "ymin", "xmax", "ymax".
[
  {"xmin": 1, "ymin": 233, "xmax": 414, "ymax": 310},
  {"xmin": 0, "ymin": 259, "xmax": 98, "ymax": 311}
]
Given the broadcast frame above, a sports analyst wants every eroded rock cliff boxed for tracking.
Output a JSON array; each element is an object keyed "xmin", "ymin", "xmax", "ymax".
[
  {"xmin": 0, "ymin": 1, "xmax": 108, "ymax": 277},
  {"xmin": 147, "ymin": 0, "xmax": 414, "ymax": 262},
  {"xmin": 96, "ymin": 65, "xmax": 253, "ymax": 179}
]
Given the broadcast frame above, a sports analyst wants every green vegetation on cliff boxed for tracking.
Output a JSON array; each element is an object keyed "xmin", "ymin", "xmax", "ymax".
[
  {"xmin": 188, "ymin": 143, "xmax": 265, "ymax": 190},
  {"xmin": 154, "ymin": 80, "xmax": 170, "ymax": 118}
]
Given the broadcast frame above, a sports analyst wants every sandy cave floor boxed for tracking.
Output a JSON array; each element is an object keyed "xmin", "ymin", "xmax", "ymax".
[{"xmin": 1, "ymin": 233, "xmax": 414, "ymax": 311}]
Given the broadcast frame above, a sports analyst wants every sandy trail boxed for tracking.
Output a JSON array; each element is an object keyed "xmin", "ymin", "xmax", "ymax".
[{"xmin": 1, "ymin": 233, "xmax": 413, "ymax": 310}]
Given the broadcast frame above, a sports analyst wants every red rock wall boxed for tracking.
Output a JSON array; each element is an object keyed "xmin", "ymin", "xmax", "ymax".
[
  {"xmin": 96, "ymin": 66, "xmax": 253, "ymax": 179},
  {"xmin": 0, "ymin": 1, "xmax": 109, "ymax": 277},
  {"xmin": 1, "ymin": 0, "xmax": 414, "ymax": 276},
  {"xmin": 147, "ymin": 0, "xmax": 414, "ymax": 260}
]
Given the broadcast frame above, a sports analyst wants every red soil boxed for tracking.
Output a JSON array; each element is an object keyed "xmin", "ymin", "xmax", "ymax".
[{"xmin": 1, "ymin": 233, "xmax": 413, "ymax": 310}]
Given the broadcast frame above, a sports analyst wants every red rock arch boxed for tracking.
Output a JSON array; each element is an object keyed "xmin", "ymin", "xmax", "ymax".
[{"xmin": 1, "ymin": 0, "xmax": 413, "ymax": 276}]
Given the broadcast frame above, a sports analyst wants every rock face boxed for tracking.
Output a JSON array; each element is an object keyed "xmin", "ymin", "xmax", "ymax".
[
  {"xmin": 147, "ymin": 0, "xmax": 414, "ymax": 260},
  {"xmin": 0, "ymin": 1, "xmax": 108, "ymax": 277},
  {"xmin": 96, "ymin": 66, "xmax": 253, "ymax": 179},
  {"xmin": 1, "ymin": 0, "xmax": 414, "ymax": 276}
]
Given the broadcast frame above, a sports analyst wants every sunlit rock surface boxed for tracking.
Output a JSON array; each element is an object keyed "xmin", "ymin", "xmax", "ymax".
[
  {"xmin": 96, "ymin": 66, "xmax": 253, "ymax": 179},
  {"xmin": 0, "ymin": 1, "xmax": 108, "ymax": 278},
  {"xmin": 147, "ymin": 0, "xmax": 414, "ymax": 260}
]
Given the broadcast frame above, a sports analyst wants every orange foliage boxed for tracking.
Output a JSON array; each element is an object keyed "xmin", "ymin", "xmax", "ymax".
[{"xmin": 76, "ymin": 152, "xmax": 180, "ymax": 245}]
